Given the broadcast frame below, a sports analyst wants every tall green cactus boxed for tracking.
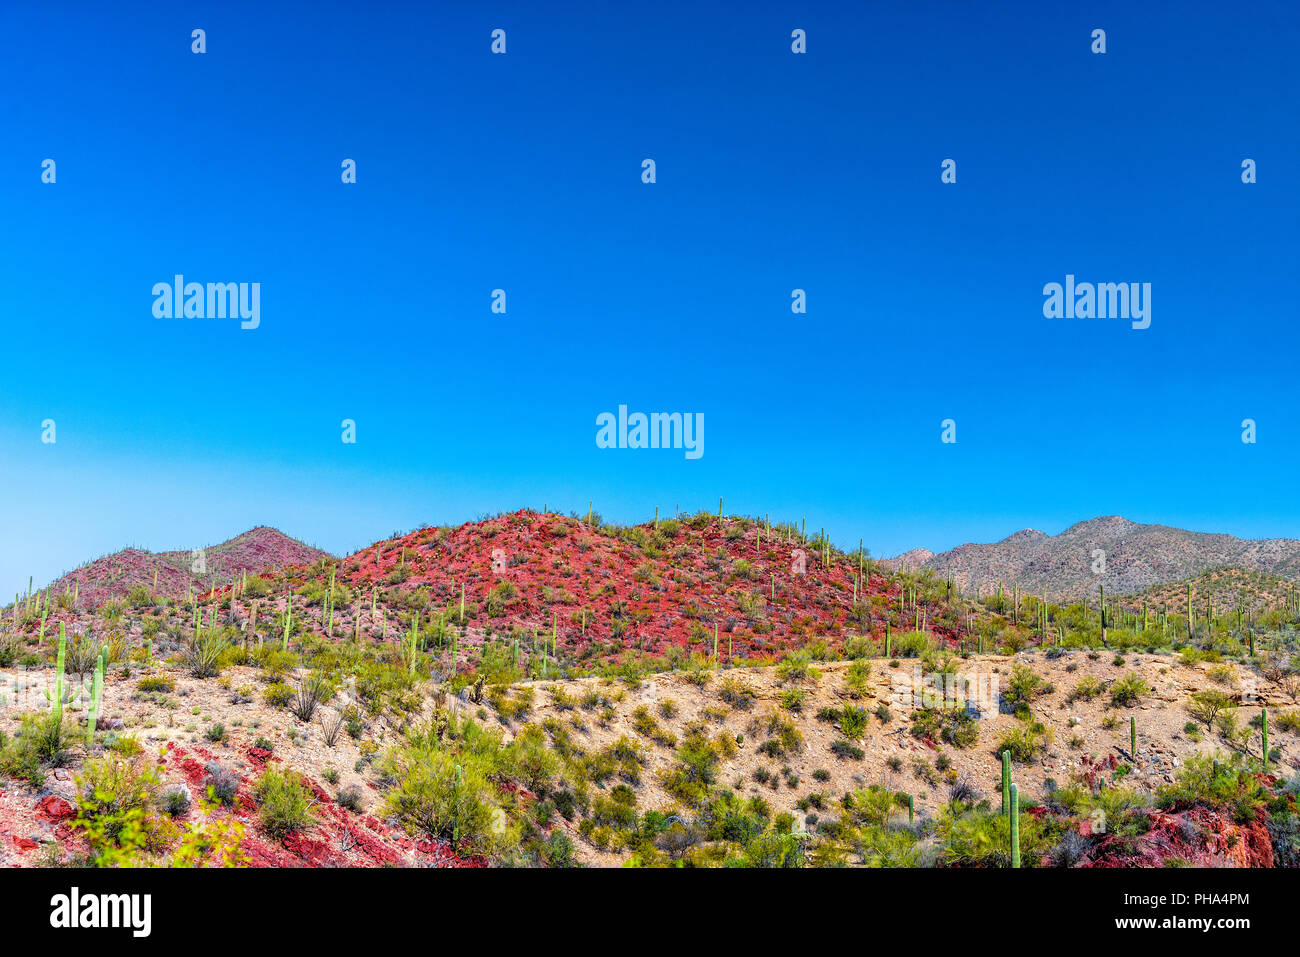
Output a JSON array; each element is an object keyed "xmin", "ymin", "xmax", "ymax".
[
  {"xmin": 86, "ymin": 648, "xmax": 106, "ymax": 746},
  {"xmin": 326, "ymin": 566, "xmax": 337, "ymax": 632},
  {"xmin": 406, "ymin": 615, "xmax": 419, "ymax": 676},
  {"xmin": 1001, "ymin": 749, "xmax": 1011, "ymax": 817},
  {"xmin": 1009, "ymin": 783, "xmax": 1021, "ymax": 868},
  {"xmin": 48, "ymin": 624, "xmax": 68, "ymax": 721},
  {"xmin": 282, "ymin": 598, "xmax": 293, "ymax": 651},
  {"xmin": 1261, "ymin": 708, "xmax": 1269, "ymax": 771},
  {"xmin": 1131, "ymin": 716, "xmax": 1137, "ymax": 761}
]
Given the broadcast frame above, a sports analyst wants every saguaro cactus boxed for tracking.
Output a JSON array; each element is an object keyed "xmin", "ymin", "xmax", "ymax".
[
  {"xmin": 1261, "ymin": 708, "xmax": 1269, "ymax": 770},
  {"xmin": 1130, "ymin": 716, "xmax": 1137, "ymax": 761},
  {"xmin": 282, "ymin": 598, "xmax": 293, "ymax": 651},
  {"xmin": 86, "ymin": 649, "xmax": 106, "ymax": 746},
  {"xmin": 1001, "ymin": 749, "xmax": 1011, "ymax": 817},
  {"xmin": 48, "ymin": 624, "xmax": 68, "ymax": 721},
  {"xmin": 1009, "ymin": 783, "xmax": 1021, "ymax": 868}
]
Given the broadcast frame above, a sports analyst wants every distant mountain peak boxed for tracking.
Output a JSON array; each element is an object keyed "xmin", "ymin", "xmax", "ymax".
[
  {"xmin": 898, "ymin": 517, "xmax": 1300, "ymax": 600},
  {"xmin": 41, "ymin": 528, "xmax": 331, "ymax": 609}
]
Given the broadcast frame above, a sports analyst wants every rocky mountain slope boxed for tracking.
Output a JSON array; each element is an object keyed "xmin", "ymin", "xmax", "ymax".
[
  {"xmin": 40, "ymin": 527, "xmax": 330, "ymax": 610},
  {"xmin": 901, "ymin": 517, "xmax": 1300, "ymax": 601}
]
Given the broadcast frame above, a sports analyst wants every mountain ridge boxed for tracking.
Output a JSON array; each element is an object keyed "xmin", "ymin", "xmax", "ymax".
[
  {"xmin": 39, "ymin": 527, "xmax": 330, "ymax": 608},
  {"xmin": 894, "ymin": 516, "xmax": 1300, "ymax": 600}
]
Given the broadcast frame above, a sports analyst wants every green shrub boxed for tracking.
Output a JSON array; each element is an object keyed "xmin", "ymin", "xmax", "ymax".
[
  {"xmin": 253, "ymin": 767, "xmax": 316, "ymax": 840},
  {"xmin": 997, "ymin": 721, "xmax": 1052, "ymax": 762},
  {"xmin": 1110, "ymin": 672, "xmax": 1151, "ymax": 707},
  {"xmin": 263, "ymin": 681, "xmax": 294, "ymax": 707},
  {"xmin": 380, "ymin": 740, "xmax": 516, "ymax": 856}
]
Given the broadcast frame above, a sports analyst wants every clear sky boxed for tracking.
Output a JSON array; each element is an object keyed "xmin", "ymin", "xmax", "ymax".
[{"xmin": 2, "ymin": 0, "xmax": 1298, "ymax": 599}]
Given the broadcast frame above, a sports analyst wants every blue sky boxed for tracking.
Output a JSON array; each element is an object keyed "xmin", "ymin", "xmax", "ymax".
[{"xmin": 2, "ymin": 0, "xmax": 1298, "ymax": 598}]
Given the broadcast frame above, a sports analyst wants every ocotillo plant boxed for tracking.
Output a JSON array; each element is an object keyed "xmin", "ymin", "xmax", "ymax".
[{"xmin": 1009, "ymin": 783, "xmax": 1021, "ymax": 868}]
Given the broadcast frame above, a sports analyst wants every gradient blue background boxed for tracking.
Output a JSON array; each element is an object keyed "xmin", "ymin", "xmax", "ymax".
[{"xmin": 2, "ymin": 0, "xmax": 1298, "ymax": 598}]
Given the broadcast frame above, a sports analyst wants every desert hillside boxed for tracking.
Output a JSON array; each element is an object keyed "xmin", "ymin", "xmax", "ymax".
[
  {"xmin": 1, "ymin": 508, "xmax": 1297, "ymax": 868},
  {"xmin": 903, "ymin": 516, "xmax": 1300, "ymax": 601},
  {"xmin": 41, "ymin": 527, "xmax": 331, "ymax": 610}
]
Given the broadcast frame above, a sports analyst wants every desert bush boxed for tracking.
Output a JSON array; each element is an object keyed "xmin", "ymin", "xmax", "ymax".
[
  {"xmin": 380, "ymin": 739, "xmax": 516, "ymax": 856},
  {"xmin": 337, "ymin": 785, "xmax": 364, "ymax": 812},
  {"xmin": 776, "ymin": 652, "xmax": 819, "ymax": 684},
  {"xmin": 660, "ymin": 729, "xmax": 721, "ymax": 806},
  {"xmin": 1004, "ymin": 664, "xmax": 1050, "ymax": 711},
  {"xmin": 253, "ymin": 767, "xmax": 316, "ymax": 840},
  {"xmin": 289, "ymin": 669, "xmax": 334, "ymax": 722},
  {"xmin": 1066, "ymin": 676, "xmax": 1103, "ymax": 702},
  {"xmin": 718, "ymin": 678, "xmax": 757, "ymax": 710},
  {"xmin": 1187, "ymin": 689, "xmax": 1233, "ymax": 730},
  {"xmin": 64, "ymin": 633, "xmax": 100, "ymax": 680},
  {"xmin": 844, "ymin": 659, "xmax": 871, "ymax": 698},
  {"xmin": 1109, "ymin": 672, "xmax": 1151, "ymax": 707},
  {"xmin": 0, "ymin": 712, "xmax": 74, "ymax": 786},
  {"xmin": 1157, "ymin": 754, "xmax": 1266, "ymax": 824},
  {"xmin": 997, "ymin": 721, "xmax": 1052, "ymax": 762},
  {"xmin": 185, "ymin": 630, "xmax": 229, "ymax": 679},
  {"xmin": 75, "ymin": 754, "xmax": 162, "ymax": 843},
  {"xmin": 160, "ymin": 785, "xmax": 192, "ymax": 817},
  {"xmin": 912, "ymin": 706, "xmax": 979, "ymax": 749},
  {"xmin": 204, "ymin": 762, "xmax": 240, "ymax": 806},
  {"xmin": 830, "ymin": 740, "xmax": 864, "ymax": 760}
]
